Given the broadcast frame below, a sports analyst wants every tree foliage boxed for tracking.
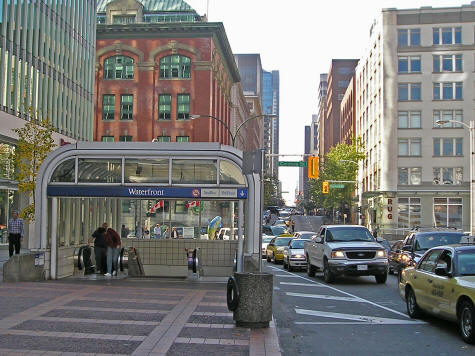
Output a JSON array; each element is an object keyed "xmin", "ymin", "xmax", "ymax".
[
  {"xmin": 310, "ymin": 138, "xmax": 365, "ymax": 211},
  {"xmin": 12, "ymin": 112, "xmax": 55, "ymax": 222},
  {"xmin": 264, "ymin": 175, "xmax": 284, "ymax": 207}
]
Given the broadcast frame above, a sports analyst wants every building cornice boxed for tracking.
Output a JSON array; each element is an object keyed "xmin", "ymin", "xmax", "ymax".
[{"xmin": 97, "ymin": 22, "xmax": 241, "ymax": 82}]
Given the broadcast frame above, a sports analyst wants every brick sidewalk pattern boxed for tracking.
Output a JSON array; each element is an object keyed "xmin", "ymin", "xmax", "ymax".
[{"xmin": 0, "ymin": 278, "xmax": 281, "ymax": 356}]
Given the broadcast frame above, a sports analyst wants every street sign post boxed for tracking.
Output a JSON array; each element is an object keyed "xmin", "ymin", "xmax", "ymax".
[
  {"xmin": 278, "ymin": 161, "xmax": 307, "ymax": 167},
  {"xmin": 329, "ymin": 184, "xmax": 345, "ymax": 189}
]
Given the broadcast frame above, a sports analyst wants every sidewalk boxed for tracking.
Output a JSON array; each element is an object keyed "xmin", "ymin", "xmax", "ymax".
[{"xmin": 0, "ymin": 276, "xmax": 281, "ymax": 355}]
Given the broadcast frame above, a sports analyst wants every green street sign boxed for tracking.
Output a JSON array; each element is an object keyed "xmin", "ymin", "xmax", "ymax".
[
  {"xmin": 330, "ymin": 184, "xmax": 345, "ymax": 189},
  {"xmin": 278, "ymin": 161, "xmax": 307, "ymax": 167}
]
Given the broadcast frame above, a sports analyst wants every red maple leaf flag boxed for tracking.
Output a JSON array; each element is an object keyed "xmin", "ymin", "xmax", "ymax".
[
  {"xmin": 185, "ymin": 201, "xmax": 200, "ymax": 209},
  {"xmin": 150, "ymin": 200, "xmax": 164, "ymax": 213}
]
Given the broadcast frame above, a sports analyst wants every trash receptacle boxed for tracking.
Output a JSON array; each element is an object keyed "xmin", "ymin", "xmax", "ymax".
[{"xmin": 227, "ymin": 272, "xmax": 273, "ymax": 328}]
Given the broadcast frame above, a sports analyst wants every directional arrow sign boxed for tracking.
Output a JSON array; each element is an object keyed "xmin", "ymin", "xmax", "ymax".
[
  {"xmin": 278, "ymin": 161, "xmax": 307, "ymax": 167},
  {"xmin": 330, "ymin": 184, "xmax": 345, "ymax": 189}
]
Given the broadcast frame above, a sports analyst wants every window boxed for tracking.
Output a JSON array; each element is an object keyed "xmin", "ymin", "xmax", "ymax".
[
  {"xmin": 103, "ymin": 56, "xmax": 134, "ymax": 80},
  {"xmin": 158, "ymin": 94, "xmax": 171, "ymax": 120},
  {"xmin": 433, "ymin": 27, "xmax": 462, "ymax": 45},
  {"xmin": 398, "ymin": 29, "xmax": 420, "ymax": 46},
  {"xmin": 112, "ymin": 15, "xmax": 136, "ymax": 24},
  {"xmin": 433, "ymin": 167, "xmax": 463, "ymax": 185},
  {"xmin": 398, "ymin": 56, "xmax": 421, "ymax": 73},
  {"xmin": 398, "ymin": 111, "xmax": 421, "ymax": 128},
  {"xmin": 433, "ymin": 110, "xmax": 463, "ymax": 128},
  {"xmin": 338, "ymin": 80, "xmax": 350, "ymax": 88},
  {"xmin": 398, "ymin": 138, "xmax": 421, "ymax": 156},
  {"xmin": 119, "ymin": 135, "xmax": 132, "ymax": 142},
  {"xmin": 398, "ymin": 197, "xmax": 421, "ymax": 228},
  {"xmin": 77, "ymin": 159, "xmax": 121, "ymax": 183},
  {"xmin": 338, "ymin": 67, "xmax": 352, "ymax": 75},
  {"xmin": 337, "ymin": 93, "xmax": 344, "ymax": 100},
  {"xmin": 157, "ymin": 136, "xmax": 171, "ymax": 142},
  {"xmin": 172, "ymin": 159, "xmax": 218, "ymax": 184},
  {"xmin": 102, "ymin": 95, "xmax": 115, "ymax": 120},
  {"xmin": 433, "ymin": 138, "xmax": 463, "ymax": 156},
  {"xmin": 159, "ymin": 55, "xmax": 191, "ymax": 78},
  {"xmin": 398, "ymin": 167, "xmax": 422, "ymax": 185},
  {"xmin": 398, "ymin": 83, "xmax": 421, "ymax": 101},
  {"xmin": 101, "ymin": 136, "xmax": 114, "ymax": 142},
  {"xmin": 419, "ymin": 250, "xmax": 442, "ymax": 273},
  {"xmin": 433, "ymin": 54, "xmax": 462, "ymax": 72},
  {"xmin": 177, "ymin": 94, "xmax": 190, "ymax": 120},
  {"xmin": 176, "ymin": 136, "xmax": 189, "ymax": 142},
  {"xmin": 433, "ymin": 82, "xmax": 463, "ymax": 100},
  {"xmin": 124, "ymin": 159, "xmax": 169, "ymax": 183},
  {"xmin": 120, "ymin": 95, "xmax": 133, "ymax": 120},
  {"xmin": 434, "ymin": 197, "xmax": 463, "ymax": 229}
]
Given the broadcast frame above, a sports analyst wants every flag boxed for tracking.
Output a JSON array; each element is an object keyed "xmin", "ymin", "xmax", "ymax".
[
  {"xmin": 150, "ymin": 200, "xmax": 164, "ymax": 213},
  {"xmin": 185, "ymin": 201, "xmax": 200, "ymax": 209}
]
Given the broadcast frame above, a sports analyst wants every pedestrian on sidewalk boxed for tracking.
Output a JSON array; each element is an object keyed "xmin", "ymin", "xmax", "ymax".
[
  {"xmin": 89, "ymin": 226, "xmax": 107, "ymax": 274},
  {"xmin": 8, "ymin": 210, "xmax": 24, "ymax": 258},
  {"xmin": 104, "ymin": 226, "xmax": 121, "ymax": 277},
  {"xmin": 291, "ymin": 220, "xmax": 295, "ymax": 233},
  {"xmin": 153, "ymin": 223, "xmax": 162, "ymax": 239}
]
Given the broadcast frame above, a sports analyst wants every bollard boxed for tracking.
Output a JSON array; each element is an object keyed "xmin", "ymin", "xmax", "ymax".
[{"xmin": 228, "ymin": 272, "xmax": 273, "ymax": 328}]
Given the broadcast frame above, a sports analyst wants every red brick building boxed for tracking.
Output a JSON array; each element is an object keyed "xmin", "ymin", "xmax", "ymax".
[
  {"xmin": 340, "ymin": 75, "xmax": 356, "ymax": 145},
  {"xmin": 94, "ymin": 0, "xmax": 251, "ymax": 147}
]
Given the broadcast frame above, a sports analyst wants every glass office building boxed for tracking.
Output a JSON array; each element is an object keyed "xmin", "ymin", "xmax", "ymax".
[{"xmin": 0, "ymin": 0, "xmax": 96, "ymax": 140}]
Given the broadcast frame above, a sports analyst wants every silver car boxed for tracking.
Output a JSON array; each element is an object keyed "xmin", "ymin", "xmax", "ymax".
[{"xmin": 283, "ymin": 239, "xmax": 310, "ymax": 271}]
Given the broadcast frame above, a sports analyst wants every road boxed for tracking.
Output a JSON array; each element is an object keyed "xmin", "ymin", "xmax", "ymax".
[{"xmin": 265, "ymin": 215, "xmax": 474, "ymax": 355}]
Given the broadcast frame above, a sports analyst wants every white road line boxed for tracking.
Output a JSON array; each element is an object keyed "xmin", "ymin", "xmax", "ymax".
[
  {"xmin": 266, "ymin": 265, "xmax": 409, "ymax": 318},
  {"xmin": 275, "ymin": 274, "xmax": 298, "ymax": 277},
  {"xmin": 280, "ymin": 282, "xmax": 324, "ymax": 287},
  {"xmin": 295, "ymin": 321, "xmax": 425, "ymax": 325},
  {"xmin": 286, "ymin": 292, "xmax": 364, "ymax": 302},
  {"xmin": 295, "ymin": 308, "xmax": 424, "ymax": 325}
]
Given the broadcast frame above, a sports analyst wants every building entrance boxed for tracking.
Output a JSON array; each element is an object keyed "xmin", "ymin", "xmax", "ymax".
[{"xmin": 33, "ymin": 142, "xmax": 261, "ymax": 280}]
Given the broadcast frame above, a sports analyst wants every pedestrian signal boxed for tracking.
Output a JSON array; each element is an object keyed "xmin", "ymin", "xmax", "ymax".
[
  {"xmin": 308, "ymin": 156, "xmax": 319, "ymax": 179},
  {"xmin": 322, "ymin": 181, "xmax": 329, "ymax": 194}
]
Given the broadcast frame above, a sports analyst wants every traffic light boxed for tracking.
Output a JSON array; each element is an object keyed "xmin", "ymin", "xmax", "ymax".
[
  {"xmin": 322, "ymin": 181, "xmax": 329, "ymax": 194},
  {"xmin": 357, "ymin": 206, "xmax": 362, "ymax": 213},
  {"xmin": 308, "ymin": 156, "xmax": 319, "ymax": 179}
]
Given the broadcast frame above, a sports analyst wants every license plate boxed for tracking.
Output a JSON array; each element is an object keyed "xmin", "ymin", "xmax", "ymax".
[{"xmin": 357, "ymin": 265, "xmax": 368, "ymax": 271}]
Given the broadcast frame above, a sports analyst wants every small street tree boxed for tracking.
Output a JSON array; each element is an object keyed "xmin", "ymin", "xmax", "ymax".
[{"xmin": 12, "ymin": 112, "xmax": 55, "ymax": 222}]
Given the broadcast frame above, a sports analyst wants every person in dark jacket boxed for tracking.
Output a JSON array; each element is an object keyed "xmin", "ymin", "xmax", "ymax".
[
  {"xmin": 89, "ymin": 227, "xmax": 107, "ymax": 274},
  {"xmin": 104, "ymin": 227, "xmax": 121, "ymax": 277}
]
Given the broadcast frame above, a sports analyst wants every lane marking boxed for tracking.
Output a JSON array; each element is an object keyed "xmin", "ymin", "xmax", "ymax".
[
  {"xmin": 295, "ymin": 308, "xmax": 425, "ymax": 325},
  {"xmin": 279, "ymin": 282, "xmax": 324, "ymax": 287},
  {"xmin": 275, "ymin": 274, "xmax": 298, "ymax": 277},
  {"xmin": 295, "ymin": 321, "xmax": 425, "ymax": 325},
  {"xmin": 266, "ymin": 265, "xmax": 409, "ymax": 318},
  {"xmin": 286, "ymin": 292, "xmax": 364, "ymax": 302}
]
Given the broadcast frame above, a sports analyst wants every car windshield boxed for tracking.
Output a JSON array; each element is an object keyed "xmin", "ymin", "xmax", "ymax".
[
  {"xmin": 275, "ymin": 237, "xmax": 293, "ymax": 246},
  {"xmin": 262, "ymin": 237, "xmax": 273, "ymax": 243},
  {"xmin": 327, "ymin": 227, "xmax": 374, "ymax": 242},
  {"xmin": 271, "ymin": 226, "xmax": 287, "ymax": 236},
  {"xmin": 274, "ymin": 220, "xmax": 286, "ymax": 225},
  {"xmin": 290, "ymin": 239, "xmax": 309, "ymax": 249},
  {"xmin": 456, "ymin": 249, "xmax": 475, "ymax": 276},
  {"xmin": 279, "ymin": 212, "xmax": 290, "ymax": 218},
  {"xmin": 298, "ymin": 233, "xmax": 315, "ymax": 239},
  {"xmin": 414, "ymin": 233, "xmax": 464, "ymax": 251}
]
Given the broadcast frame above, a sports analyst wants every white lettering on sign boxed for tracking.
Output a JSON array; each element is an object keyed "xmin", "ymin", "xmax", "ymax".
[
  {"xmin": 219, "ymin": 189, "xmax": 237, "ymax": 198},
  {"xmin": 201, "ymin": 189, "xmax": 219, "ymax": 197},
  {"xmin": 127, "ymin": 188, "xmax": 165, "ymax": 196}
]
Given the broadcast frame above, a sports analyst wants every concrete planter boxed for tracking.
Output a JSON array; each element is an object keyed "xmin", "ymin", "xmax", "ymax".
[
  {"xmin": 232, "ymin": 272, "xmax": 273, "ymax": 328},
  {"xmin": 3, "ymin": 254, "xmax": 45, "ymax": 282}
]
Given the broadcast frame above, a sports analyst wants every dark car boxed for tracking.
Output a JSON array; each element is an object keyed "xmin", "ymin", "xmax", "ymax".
[
  {"xmin": 388, "ymin": 240, "xmax": 404, "ymax": 274},
  {"xmin": 262, "ymin": 225, "xmax": 289, "ymax": 236},
  {"xmin": 393, "ymin": 229, "xmax": 466, "ymax": 276}
]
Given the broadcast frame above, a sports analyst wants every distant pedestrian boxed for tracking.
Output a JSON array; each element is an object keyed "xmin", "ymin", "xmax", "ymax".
[
  {"xmin": 163, "ymin": 227, "xmax": 170, "ymax": 239},
  {"xmin": 291, "ymin": 220, "xmax": 295, "ymax": 233},
  {"xmin": 171, "ymin": 227, "xmax": 179, "ymax": 239},
  {"xmin": 89, "ymin": 226, "xmax": 107, "ymax": 274},
  {"xmin": 104, "ymin": 227, "xmax": 121, "ymax": 277},
  {"xmin": 8, "ymin": 210, "xmax": 24, "ymax": 258},
  {"xmin": 153, "ymin": 224, "xmax": 162, "ymax": 239},
  {"xmin": 121, "ymin": 224, "xmax": 129, "ymax": 239}
]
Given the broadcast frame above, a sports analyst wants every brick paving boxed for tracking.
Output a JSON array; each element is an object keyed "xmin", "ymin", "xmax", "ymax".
[{"xmin": 0, "ymin": 277, "xmax": 281, "ymax": 355}]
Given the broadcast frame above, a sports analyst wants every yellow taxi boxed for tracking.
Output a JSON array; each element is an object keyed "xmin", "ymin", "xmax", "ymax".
[
  {"xmin": 399, "ymin": 244, "xmax": 475, "ymax": 343},
  {"xmin": 266, "ymin": 235, "xmax": 294, "ymax": 264}
]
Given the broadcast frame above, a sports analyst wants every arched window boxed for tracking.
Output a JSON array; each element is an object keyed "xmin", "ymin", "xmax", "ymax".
[
  {"xmin": 159, "ymin": 55, "xmax": 191, "ymax": 78},
  {"xmin": 103, "ymin": 55, "xmax": 134, "ymax": 79}
]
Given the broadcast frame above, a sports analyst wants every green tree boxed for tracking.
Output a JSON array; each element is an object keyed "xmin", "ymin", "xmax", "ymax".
[
  {"xmin": 310, "ymin": 138, "xmax": 365, "ymax": 211},
  {"xmin": 12, "ymin": 112, "xmax": 55, "ymax": 222},
  {"xmin": 264, "ymin": 175, "xmax": 284, "ymax": 207}
]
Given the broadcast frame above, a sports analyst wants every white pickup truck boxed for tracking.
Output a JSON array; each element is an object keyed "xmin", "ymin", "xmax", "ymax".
[{"xmin": 304, "ymin": 225, "xmax": 389, "ymax": 284}]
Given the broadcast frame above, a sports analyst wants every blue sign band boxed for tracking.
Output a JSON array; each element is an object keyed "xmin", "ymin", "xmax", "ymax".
[{"xmin": 47, "ymin": 186, "xmax": 247, "ymax": 199}]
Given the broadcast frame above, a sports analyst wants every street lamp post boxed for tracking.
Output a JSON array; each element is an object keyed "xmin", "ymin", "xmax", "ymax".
[
  {"xmin": 190, "ymin": 113, "xmax": 276, "ymax": 147},
  {"xmin": 340, "ymin": 159, "xmax": 363, "ymax": 225},
  {"xmin": 436, "ymin": 119, "xmax": 475, "ymax": 234}
]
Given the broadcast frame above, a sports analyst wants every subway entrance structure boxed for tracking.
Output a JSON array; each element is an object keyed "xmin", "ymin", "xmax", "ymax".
[{"xmin": 33, "ymin": 142, "xmax": 262, "ymax": 280}]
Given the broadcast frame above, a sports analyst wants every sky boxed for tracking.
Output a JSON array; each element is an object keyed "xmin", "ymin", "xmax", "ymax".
[{"xmin": 186, "ymin": 0, "xmax": 469, "ymax": 204}]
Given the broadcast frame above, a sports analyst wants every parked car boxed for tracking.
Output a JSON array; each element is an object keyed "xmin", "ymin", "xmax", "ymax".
[
  {"xmin": 393, "ymin": 229, "xmax": 466, "ymax": 276},
  {"xmin": 263, "ymin": 225, "xmax": 289, "ymax": 237},
  {"xmin": 293, "ymin": 231, "xmax": 317, "ymax": 239},
  {"xmin": 283, "ymin": 239, "xmax": 311, "ymax": 271},
  {"xmin": 266, "ymin": 236, "xmax": 294, "ymax": 264},
  {"xmin": 262, "ymin": 235, "xmax": 274, "ymax": 258},
  {"xmin": 304, "ymin": 225, "xmax": 388, "ymax": 284},
  {"xmin": 388, "ymin": 240, "xmax": 404, "ymax": 274},
  {"xmin": 399, "ymin": 242, "xmax": 475, "ymax": 344}
]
